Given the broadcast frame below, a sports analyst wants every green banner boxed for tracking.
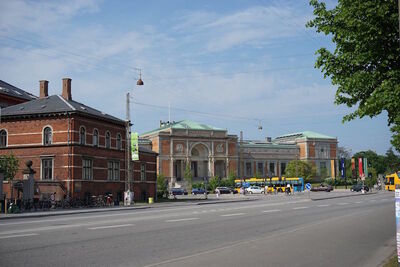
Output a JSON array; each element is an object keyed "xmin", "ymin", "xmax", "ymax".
[{"xmin": 131, "ymin": 132, "xmax": 139, "ymax": 161}]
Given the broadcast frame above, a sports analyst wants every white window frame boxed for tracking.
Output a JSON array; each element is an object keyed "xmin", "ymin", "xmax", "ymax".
[
  {"xmin": 79, "ymin": 126, "xmax": 86, "ymax": 145},
  {"xmin": 140, "ymin": 163, "xmax": 146, "ymax": 181},
  {"xmin": 107, "ymin": 161, "xmax": 120, "ymax": 181},
  {"xmin": 93, "ymin": 129, "xmax": 99, "ymax": 147},
  {"xmin": 105, "ymin": 131, "xmax": 111, "ymax": 149},
  {"xmin": 0, "ymin": 129, "xmax": 7, "ymax": 148},
  {"xmin": 116, "ymin": 133, "xmax": 122, "ymax": 150},
  {"xmin": 43, "ymin": 126, "xmax": 53, "ymax": 146},
  {"xmin": 82, "ymin": 158, "xmax": 93, "ymax": 180},
  {"xmin": 41, "ymin": 157, "xmax": 54, "ymax": 180}
]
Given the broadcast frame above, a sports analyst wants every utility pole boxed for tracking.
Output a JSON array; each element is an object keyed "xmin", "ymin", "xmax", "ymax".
[{"xmin": 125, "ymin": 92, "xmax": 132, "ymax": 205}]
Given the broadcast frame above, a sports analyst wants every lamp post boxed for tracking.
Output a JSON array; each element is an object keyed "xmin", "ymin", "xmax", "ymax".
[{"xmin": 125, "ymin": 70, "xmax": 144, "ymax": 206}]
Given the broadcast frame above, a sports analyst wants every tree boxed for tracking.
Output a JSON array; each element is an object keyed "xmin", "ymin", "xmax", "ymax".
[
  {"xmin": 338, "ymin": 147, "xmax": 352, "ymax": 159},
  {"xmin": 208, "ymin": 176, "xmax": 220, "ymax": 192},
  {"xmin": 285, "ymin": 160, "xmax": 316, "ymax": 181},
  {"xmin": 183, "ymin": 164, "xmax": 193, "ymax": 192},
  {"xmin": 385, "ymin": 148, "xmax": 400, "ymax": 173},
  {"xmin": 353, "ymin": 150, "xmax": 386, "ymax": 174},
  {"xmin": 307, "ymin": 0, "xmax": 400, "ymax": 152},
  {"xmin": 0, "ymin": 154, "xmax": 19, "ymax": 201},
  {"xmin": 156, "ymin": 174, "xmax": 168, "ymax": 199}
]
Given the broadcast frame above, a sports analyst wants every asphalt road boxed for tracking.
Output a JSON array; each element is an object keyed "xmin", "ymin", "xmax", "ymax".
[{"xmin": 0, "ymin": 191, "xmax": 395, "ymax": 267}]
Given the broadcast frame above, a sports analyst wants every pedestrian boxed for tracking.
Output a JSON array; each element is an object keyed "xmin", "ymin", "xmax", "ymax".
[
  {"xmin": 273, "ymin": 185, "xmax": 277, "ymax": 194},
  {"xmin": 286, "ymin": 184, "xmax": 291, "ymax": 195},
  {"xmin": 265, "ymin": 185, "xmax": 268, "ymax": 194}
]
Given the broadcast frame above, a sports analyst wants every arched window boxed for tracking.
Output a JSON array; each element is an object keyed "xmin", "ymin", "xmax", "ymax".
[
  {"xmin": 43, "ymin": 127, "xmax": 52, "ymax": 145},
  {"xmin": 93, "ymin": 129, "xmax": 99, "ymax": 147},
  {"xmin": 80, "ymin": 126, "xmax": 86, "ymax": 145},
  {"xmin": 0, "ymin": 130, "xmax": 7, "ymax": 148},
  {"xmin": 116, "ymin": 133, "xmax": 122, "ymax": 150},
  {"xmin": 105, "ymin": 131, "xmax": 111, "ymax": 149}
]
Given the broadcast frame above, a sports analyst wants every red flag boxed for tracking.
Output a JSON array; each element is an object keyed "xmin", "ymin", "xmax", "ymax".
[{"xmin": 358, "ymin": 158, "xmax": 363, "ymax": 178}]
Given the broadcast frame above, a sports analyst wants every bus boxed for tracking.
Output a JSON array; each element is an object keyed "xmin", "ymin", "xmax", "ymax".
[
  {"xmin": 234, "ymin": 177, "xmax": 304, "ymax": 193},
  {"xmin": 385, "ymin": 172, "xmax": 400, "ymax": 191}
]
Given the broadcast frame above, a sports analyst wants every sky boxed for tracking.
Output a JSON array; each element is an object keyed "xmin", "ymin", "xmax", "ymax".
[{"xmin": 0, "ymin": 0, "xmax": 393, "ymax": 155}]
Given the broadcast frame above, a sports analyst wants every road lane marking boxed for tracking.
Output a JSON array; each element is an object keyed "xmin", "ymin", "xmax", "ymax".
[
  {"xmin": 316, "ymin": 204, "xmax": 330, "ymax": 207},
  {"xmin": 337, "ymin": 203, "xmax": 349, "ymax": 205},
  {"xmin": 88, "ymin": 224, "xmax": 133, "ymax": 230},
  {"xmin": 220, "ymin": 213, "xmax": 246, "ymax": 217},
  {"xmin": 165, "ymin": 218, "xmax": 199, "ymax": 223},
  {"xmin": 262, "ymin": 209, "xmax": 281, "ymax": 213},
  {"xmin": 292, "ymin": 207, "xmax": 308, "ymax": 210},
  {"xmin": 0, "ymin": 233, "xmax": 39, "ymax": 239},
  {"xmin": 355, "ymin": 201, "xmax": 362, "ymax": 204}
]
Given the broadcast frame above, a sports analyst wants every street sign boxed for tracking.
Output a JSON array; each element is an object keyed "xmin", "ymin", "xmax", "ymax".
[{"xmin": 305, "ymin": 183, "xmax": 312, "ymax": 190}]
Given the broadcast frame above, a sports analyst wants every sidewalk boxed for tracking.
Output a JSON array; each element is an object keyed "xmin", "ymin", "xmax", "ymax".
[{"xmin": 0, "ymin": 196, "xmax": 255, "ymax": 220}]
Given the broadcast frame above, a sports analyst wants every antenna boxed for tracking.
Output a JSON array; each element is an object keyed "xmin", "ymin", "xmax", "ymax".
[
  {"xmin": 168, "ymin": 101, "xmax": 171, "ymax": 122},
  {"xmin": 257, "ymin": 120, "xmax": 263, "ymax": 131}
]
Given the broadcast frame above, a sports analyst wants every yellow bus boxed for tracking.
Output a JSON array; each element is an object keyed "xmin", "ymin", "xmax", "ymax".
[
  {"xmin": 385, "ymin": 172, "xmax": 400, "ymax": 191},
  {"xmin": 234, "ymin": 177, "xmax": 304, "ymax": 193}
]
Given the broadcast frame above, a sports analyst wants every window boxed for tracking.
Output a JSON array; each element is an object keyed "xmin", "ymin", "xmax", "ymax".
[
  {"xmin": 108, "ymin": 161, "xmax": 120, "ymax": 181},
  {"xmin": 141, "ymin": 163, "xmax": 146, "ymax": 181},
  {"xmin": 105, "ymin": 131, "xmax": 111, "ymax": 149},
  {"xmin": 116, "ymin": 133, "xmax": 122, "ymax": 150},
  {"xmin": 93, "ymin": 129, "xmax": 99, "ymax": 147},
  {"xmin": 0, "ymin": 130, "xmax": 7, "ymax": 148},
  {"xmin": 245, "ymin": 162, "xmax": 252, "ymax": 177},
  {"xmin": 269, "ymin": 162, "xmax": 275, "ymax": 176},
  {"xmin": 82, "ymin": 159, "xmax": 93, "ymax": 180},
  {"xmin": 43, "ymin": 127, "xmax": 52, "ymax": 145},
  {"xmin": 281, "ymin": 162, "xmax": 286, "ymax": 175},
  {"xmin": 257, "ymin": 162, "xmax": 264, "ymax": 176},
  {"xmin": 79, "ymin": 126, "xmax": 86, "ymax": 145},
  {"xmin": 41, "ymin": 158, "xmax": 53, "ymax": 180}
]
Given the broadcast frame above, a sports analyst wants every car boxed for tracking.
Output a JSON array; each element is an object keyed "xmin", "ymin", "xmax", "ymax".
[
  {"xmin": 310, "ymin": 184, "xmax": 333, "ymax": 192},
  {"xmin": 215, "ymin": 187, "xmax": 233, "ymax": 194},
  {"xmin": 192, "ymin": 188, "xmax": 206, "ymax": 195},
  {"xmin": 245, "ymin": 186, "xmax": 264, "ymax": 194},
  {"xmin": 351, "ymin": 184, "xmax": 369, "ymax": 192},
  {"xmin": 170, "ymin": 188, "xmax": 188, "ymax": 196},
  {"xmin": 227, "ymin": 187, "xmax": 238, "ymax": 194}
]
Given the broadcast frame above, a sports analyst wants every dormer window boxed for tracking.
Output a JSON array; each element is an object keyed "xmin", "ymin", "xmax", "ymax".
[
  {"xmin": 43, "ymin": 127, "xmax": 52, "ymax": 145},
  {"xmin": 80, "ymin": 126, "xmax": 86, "ymax": 145}
]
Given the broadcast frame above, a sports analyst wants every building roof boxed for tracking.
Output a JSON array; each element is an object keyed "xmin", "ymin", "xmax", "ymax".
[
  {"xmin": 139, "ymin": 146, "xmax": 158, "ymax": 154},
  {"xmin": 1, "ymin": 95, "xmax": 125, "ymax": 125},
  {"xmin": 275, "ymin": 131, "xmax": 336, "ymax": 140},
  {"xmin": 0, "ymin": 80, "xmax": 37, "ymax": 101},
  {"xmin": 141, "ymin": 120, "xmax": 226, "ymax": 136}
]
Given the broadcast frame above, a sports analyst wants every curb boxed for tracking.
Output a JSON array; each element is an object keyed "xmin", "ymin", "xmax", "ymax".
[{"xmin": 0, "ymin": 198, "xmax": 254, "ymax": 220}]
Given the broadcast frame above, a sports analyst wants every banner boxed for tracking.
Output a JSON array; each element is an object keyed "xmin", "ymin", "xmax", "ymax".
[
  {"xmin": 351, "ymin": 158, "xmax": 356, "ymax": 178},
  {"xmin": 131, "ymin": 132, "xmax": 139, "ymax": 161},
  {"xmin": 340, "ymin": 158, "xmax": 345, "ymax": 178},
  {"xmin": 358, "ymin": 158, "xmax": 364, "ymax": 179},
  {"xmin": 395, "ymin": 188, "xmax": 400, "ymax": 263},
  {"xmin": 363, "ymin": 158, "xmax": 368, "ymax": 178}
]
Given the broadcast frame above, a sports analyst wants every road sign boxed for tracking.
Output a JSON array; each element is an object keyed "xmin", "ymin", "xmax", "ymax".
[{"xmin": 305, "ymin": 183, "xmax": 312, "ymax": 190}]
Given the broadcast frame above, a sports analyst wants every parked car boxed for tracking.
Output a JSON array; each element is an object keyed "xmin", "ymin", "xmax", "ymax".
[
  {"xmin": 246, "ymin": 186, "xmax": 264, "ymax": 194},
  {"xmin": 351, "ymin": 184, "xmax": 369, "ymax": 192},
  {"xmin": 170, "ymin": 188, "xmax": 188, "ymax": 196},
  {"xmin": 310, "ymin": 184, "xmax": 333, "ymax": 192},
  {"xmin": 192, "ymin": 188, "xmax": 206, "ymax": 195},
  {"xmin": 227, "ymin": 187, "xmax": 238, "ymax": 194},
  {"xmin": 215, "ymin": 187, "xmax": 233, "ymax": 194}
]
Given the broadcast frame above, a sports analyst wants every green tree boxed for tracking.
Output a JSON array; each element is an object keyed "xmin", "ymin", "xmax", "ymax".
[
  {"xmin": 353, "ymin": 150, "xmax": 387, "ymax": 174},
  {"xmin": 208, "ymin": 176, "xmax": 220, "ymax": 192},
  {"xmin": 226, "ymin": 171, "xmax": 236, "ymax": 188},
  {"xmin": 0, "ymin": 154, "xmax": 19, "ymax": 201},
  {"xmin": 385, "ymin": 148, "xmax": 400, "ymax": 173},
  {"xmin": 285, "ymin": 160, "xmax": 316, "ymax": 181},
  {"xmin": 184, "ymin": 164, "xmax": 193, "ymax": 192},
  {"xmin": 307, "ymin": 0, "xmax": 400, "ymax": 152},
  {"xmin": 156, "ymin": 174, "xmax": 168, "ymax": 199}
]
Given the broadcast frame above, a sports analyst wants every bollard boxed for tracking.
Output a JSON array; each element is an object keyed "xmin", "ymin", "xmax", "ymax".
[{"xmin": 148, "ymin": 197, "xmax": 154, "ymax": 204}]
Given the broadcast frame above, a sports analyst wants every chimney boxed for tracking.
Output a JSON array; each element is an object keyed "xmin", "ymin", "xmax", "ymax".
[
  {"xmin": 39, "ymin": 80, "xmax": 49, "ymax": 98},
  {"xmin": 62, "ymin": 78, "xmax": 72, "ymax": 100}
]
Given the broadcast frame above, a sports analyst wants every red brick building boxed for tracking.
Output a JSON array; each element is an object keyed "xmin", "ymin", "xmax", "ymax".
[
  {"xmin": 0, "ymin": 78, "xmax": 128, "ymax": 202},
  {"xmin": 133, "ymin": 147, "xmax": 157, "ymax": 201},
  {"xmin": 0, "ymin": 80, "xmax": 37, "ymax": 108}
]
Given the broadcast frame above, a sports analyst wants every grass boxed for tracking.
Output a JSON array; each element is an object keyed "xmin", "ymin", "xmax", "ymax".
[{"xmin": 382, "ymin": 253, "xmax": 398, "ymax": 267}]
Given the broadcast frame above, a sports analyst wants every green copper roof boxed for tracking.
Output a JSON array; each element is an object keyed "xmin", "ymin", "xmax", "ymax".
[
  {"xmin": 275, "ymin": 131, "xmax": 335, "ymax": 140},
  {"xmin": 141, "ymin": 120, "xmax": 226, "ymax": 136}
]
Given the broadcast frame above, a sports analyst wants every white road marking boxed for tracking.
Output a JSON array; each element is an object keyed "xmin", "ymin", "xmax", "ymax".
[
  {"xmin": 292, "ymin": 207, "xmax": 308, "ymax": 210},
  {"xmin": 0, "ymin": 233, "xmax": 39, "ymax": 239},
  {"xmin": 220, "ymin": 213, "xmax": 246, "ymax": 217},
  {"xmin": 262, "ymin": 209, "xmax": 281, "ymax": 213},
  {"xmin": 355, "ymin": 201, "xmax": 362, "ymax": 204},
  {"xmin": 88, "ymin": 224, "xmax": 133, "ymax": 230},
  {"xmin": 165, "ymin": 218, "xmax": 199, "ymax": 223},
  {"xmin": 337, "ymin": 203, "xmax": 349, "ymax": 205},
  {"xmin": 316, "ymin": 204, "xmax": 330, "ymax": 207}
]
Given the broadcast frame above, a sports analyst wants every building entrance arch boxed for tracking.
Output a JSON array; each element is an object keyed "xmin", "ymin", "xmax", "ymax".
[{"xmin": 190, "ymin": 143, "xmax": 210, "ymax": 178}]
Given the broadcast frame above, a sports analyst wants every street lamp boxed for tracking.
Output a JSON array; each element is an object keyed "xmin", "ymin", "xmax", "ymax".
[{"xmin": 125, "ymin": 70, "xmax": 144, "ymax": 206}]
